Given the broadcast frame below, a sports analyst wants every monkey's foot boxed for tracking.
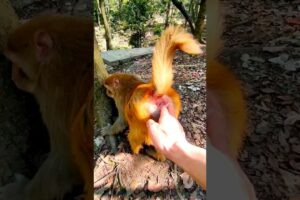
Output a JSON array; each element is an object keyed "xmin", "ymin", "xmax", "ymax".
[
  {"xmin": 131, "ymin": 143, "xmax": 143, "ymax": 155},
  {"xmin": 101, "ymin": 123, "xmax": 112, "ymax": 136},
  {"xmin": 144, "ymin": 135, "xmax": 153, "ymax": 146},
  {"xmin": 146, "ymin": 148, "xmax": 166, "ymax": 161},
  {"xmin": 74, "ymin": 194, "xmax": 85, "ymax": 200},
  {"xmin": 0, "ymin": 174, "xmax": 28, "ymax": 200}
]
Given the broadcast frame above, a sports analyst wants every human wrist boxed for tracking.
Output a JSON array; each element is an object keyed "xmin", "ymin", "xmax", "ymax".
[{"xmin": 164, "ymin": 139, "xmax": 192, "ymax": 163}]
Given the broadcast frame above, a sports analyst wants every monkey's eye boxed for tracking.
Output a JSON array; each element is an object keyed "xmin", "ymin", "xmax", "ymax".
[{"xmin": 12, "ymin": 64, "xmax": 29, "ymax": 79}]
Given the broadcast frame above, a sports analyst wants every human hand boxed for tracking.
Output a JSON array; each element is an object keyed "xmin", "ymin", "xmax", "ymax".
[
  {"xmin": 207, "ymin": 90, "xmax": 231, "ymax": 155},
  {"xmin": 207, "ymin": 90, "xmax": 256, "ymax": 199},
  {"xmin": 147, "ymin": 105, "xmax": 206, "ymax": 188},
  {"xmin": 146, "ymin": 106, "xmax": 187, "ymax": 159}
]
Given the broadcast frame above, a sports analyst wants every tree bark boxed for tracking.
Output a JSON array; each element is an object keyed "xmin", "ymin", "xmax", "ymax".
[
  {"xmin": 94, "ymin": 39, "xmax": 117, "ymax": 151},
  {"xmin": 185, "ymin": 0, "xmax": 194, "ymax": 27},
  {"xmin": 194, "ymin": 0, "xmax": 206, "ymax": 43},
  {"xmin": 171, "ymin": 0, "xmax": 195, "ymax": 33},
  {"xmin": 193, "ymin": 0, "xmax": 200, "ymax": 21},
  {"xmin": 164, "ymin": 0, "xmax": 172, "ymax": 28},
  {"xmin": 97, "ymin": 0, "xmax": 113, "ymax": 50}
]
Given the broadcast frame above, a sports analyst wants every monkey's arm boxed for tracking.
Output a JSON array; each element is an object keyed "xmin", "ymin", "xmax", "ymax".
[{"xmin": 102, "ymin": 115, "xmax": 128, "ymax": 136}]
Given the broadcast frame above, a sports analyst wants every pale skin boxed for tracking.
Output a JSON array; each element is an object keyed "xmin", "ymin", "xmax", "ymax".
[
  {"xmin": 146, "ymin": 107, "xmax": 206, "ymax": 189},
  {"xmin": 207, "ymin": 90, "xmax": 257, "ymax": 199},
  {"xmin": 146, "ymin": 94, "xmax": 257, "ymax": 199}
]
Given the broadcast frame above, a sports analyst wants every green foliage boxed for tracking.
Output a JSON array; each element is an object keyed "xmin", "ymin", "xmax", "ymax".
[
  {"xmin": 93, "ymin": 0, "xmax": 99, "ymax": 23},
  {"xmin": 153, "ymin": 24, "xmax": 163, "ymax": 36},
  {"xmin": 109, "ymin": 0, "xmax": 157, "ymax": 47},
  {"xmin": 154, "ymin": 0, "xmax": 169, "ymax": 14},
  {"xmin": 94, "ymin": 0, "xmax": 205, "ymax": 48},
  {"xmin": 122, "ymin": 0, "xmax": 155, "ymax": 32}
]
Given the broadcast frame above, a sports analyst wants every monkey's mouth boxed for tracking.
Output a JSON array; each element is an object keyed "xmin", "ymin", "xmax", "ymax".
[
  {"xmin": 11, "ymin": 64, "xmax": 29, "ymax": 81},
  {"xmin": 105, "ymin": 88, "xmax": 113, "ymax": 98},
  {"xmin": 19, "ymin": 67, "xmax": 28, "ymax": 78}
]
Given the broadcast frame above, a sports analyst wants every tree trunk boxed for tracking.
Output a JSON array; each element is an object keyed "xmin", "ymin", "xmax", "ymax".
[
  {"xmin": 171, "ymin": 0, "xmax": 195, "ymax": 33},
  {"xmin": 164, "ymin": 0, "xmax": 171, "ymax": 28},
  {"xmin": 185, "ymin": 0, "xmax": 194, "ymax": 27},
  {"xmin": 118, "ymin": 0, "xmax": 123, "ymax": 10},
  {"xmin": 97, "ymin": 0, "xmax": 113, "ymax": 50},
  {"xmin": 94, "ymin": 39, "xmax": 117, "ymax": 151},
  {"xmin": 169, "ymin": 3, "xmax": 174, "ymax": 25},
  {"xmin": 193, "ymin": 0, "xmax": 200, "ymax": 21},
  {"xmin": 194, "ymin": 0, "xmax": 206, "ymax": 43}
]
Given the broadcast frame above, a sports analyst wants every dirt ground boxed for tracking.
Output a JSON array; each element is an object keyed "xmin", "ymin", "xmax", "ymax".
[
  {"xmin": 221, "ymin": 0, "xmax": 300, "ymax": 199},
  {"xmin": 2, "ymin": 0, "xmax": 300, "ymax": 199},
  {"xmin": 94, "ymin": 51, "xmax": 206, "ymax": 199},
  {"xmin": 94, "ymin": 0, "xmax": 300, "ymax": 199}
]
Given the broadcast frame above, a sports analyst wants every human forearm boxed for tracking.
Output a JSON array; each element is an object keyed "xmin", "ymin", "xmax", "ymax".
[{"xmin": 166, "ymin": 141, "xmax": 206, "ymax": 189}]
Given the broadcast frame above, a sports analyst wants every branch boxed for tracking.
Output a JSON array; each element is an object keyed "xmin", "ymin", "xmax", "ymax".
[{"xmin": 171, "ymin": 0, "xmax": 195, "ymax": 33}]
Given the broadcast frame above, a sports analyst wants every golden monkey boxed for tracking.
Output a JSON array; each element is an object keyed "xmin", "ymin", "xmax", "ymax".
[{"xmin": 1, "ymin": 15, "xmax": 93, "ymax": 200}]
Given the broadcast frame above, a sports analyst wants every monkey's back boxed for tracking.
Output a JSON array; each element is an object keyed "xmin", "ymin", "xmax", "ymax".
[{"xmin": 125, "ymin": 82, "xmax": 181, "ymax": 160}]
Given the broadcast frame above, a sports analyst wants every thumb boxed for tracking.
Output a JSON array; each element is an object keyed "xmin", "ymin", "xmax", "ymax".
[
  {"xmin": 159, "ymin": 106, "xmax": 172, "ymax": 123},
  {"xmin": 147, "ymin": 119, "xmax": 162, "ymax": 136}
]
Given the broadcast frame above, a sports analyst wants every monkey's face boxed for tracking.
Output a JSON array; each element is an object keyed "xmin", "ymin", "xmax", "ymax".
[
  {"xmin": 104, "ymin": 85, "xmax": 114, "ymax": 98},
  {"xmin": 4, "ymin": 23, "xmax": 54, "ymax": 93},
  {"xmin": 103, "ymin": 75, "xmax": 120, "ymax": 98},
  {"xmin": 4, "ymin": 44, "xmax": 39, "ymax": 93}
]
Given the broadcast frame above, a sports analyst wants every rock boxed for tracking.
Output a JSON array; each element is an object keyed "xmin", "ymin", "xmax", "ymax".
[
  {"xmin": 263, "ymin": 46, "xmax": 287, "ymax": 53},
  {"xmin": 101, "ymin": 48, "xmax": 153, "ymax": 66}
]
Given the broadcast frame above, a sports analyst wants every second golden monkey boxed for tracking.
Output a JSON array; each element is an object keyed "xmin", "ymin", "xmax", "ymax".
[{"xmin": 1, "ymin": 15, "xmax": 93, "ymax": 200}]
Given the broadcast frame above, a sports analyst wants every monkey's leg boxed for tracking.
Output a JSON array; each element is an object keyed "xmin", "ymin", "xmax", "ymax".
[
  {"xmin": 144, "ymin": 130, "xmax": 166, "ymax": 161},
  {"xmin": 145, "ymin": 148, "xmax": 166, "ymax": 161},
  {"xmin": 0, "ymin": 174, "xmax": 28, "ymax": 200},
  {"xmin": 127, "ymin": 129, "xmax": 144, "ymax": 155},
  {"xmin": 24, "ymin": 153, "xmax": 81, "ymax": 200},
  {"xmin": 101, "ymin": 116, "xmax": 127, "ymax": 136},
  {"xmin": 0, "ymin": 153, "xmax": 79, "ymax": 200}
]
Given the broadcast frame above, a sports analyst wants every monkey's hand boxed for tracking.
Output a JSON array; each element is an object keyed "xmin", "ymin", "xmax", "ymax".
[
  {"xmin": 101, "ymin": 123, "xmax": 112, "ymax": 136},
  {"xmin": 101, "ymin": 116, "xmax": 127, "ymax": 136},
  {"xmin": 0, "ymin": 174, "xmax": 29, "ymax": 200}
]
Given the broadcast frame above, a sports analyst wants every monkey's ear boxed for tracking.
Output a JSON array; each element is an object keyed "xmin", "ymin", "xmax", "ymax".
[
  {"xmin": 112, "ymin": 78, "xmax": 120, "ymax": 88},
  {"xmin": 34, "ymin": 30, "xmax": 53, "ymax": 62}
]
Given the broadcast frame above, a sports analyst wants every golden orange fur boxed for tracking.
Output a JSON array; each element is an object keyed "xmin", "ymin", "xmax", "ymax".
[
  {"xmin": 104, "ymin": 26, "xmax": 201, "ymax": 160},
  {"xmin": 2, "ymin": 15, "xmax": 93, "ymax": 200}
]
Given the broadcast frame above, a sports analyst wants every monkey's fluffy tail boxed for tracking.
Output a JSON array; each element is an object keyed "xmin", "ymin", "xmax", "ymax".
[{"xmin": 151, "ymin": 26, "xmax": 201, "ymax": 95}]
